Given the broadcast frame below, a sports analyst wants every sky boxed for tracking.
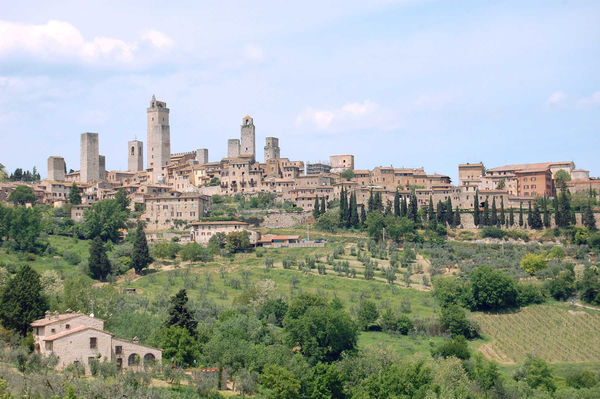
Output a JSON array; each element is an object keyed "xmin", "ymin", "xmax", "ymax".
[{"xmin": 0, "ymin": 0, "xmax": 599, "ymax": 182}]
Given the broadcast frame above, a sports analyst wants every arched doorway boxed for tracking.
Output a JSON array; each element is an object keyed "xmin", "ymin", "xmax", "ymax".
[
  {"xmin": 143, "ymin": 353, "xmax": 156, "ymax": 365},
  {"xmin": 128, "ymin": 353, "xmax": 140, "ymax": 366}
]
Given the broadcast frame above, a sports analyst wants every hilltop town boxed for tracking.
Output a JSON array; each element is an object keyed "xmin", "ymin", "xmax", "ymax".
[{"xmin": 2, "ymin": 95, "xmax": 598, "ymax": 236}]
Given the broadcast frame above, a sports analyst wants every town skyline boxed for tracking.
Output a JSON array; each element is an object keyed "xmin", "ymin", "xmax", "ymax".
[{"xmin": 1, "ymin": 1, "xmax": 599, "ymax": 182}]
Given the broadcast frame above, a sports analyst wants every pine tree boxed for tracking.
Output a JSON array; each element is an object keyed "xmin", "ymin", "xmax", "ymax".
[
  {"xmin": 509, "ymin": 207, "xmax": 515, "ymax": 226},
  {"xmin": 313, "ymin": 196, "xmax": 321, "ymax": 219},
  {"xmin": 132, "ymin": 221, "xmax": 152, "ymax": 274},
  {"xmin": 165, "ymin": 289, "xmax": 198, "ymax": 336},
  {"xmin": 500, "ymin": 197, "xmax": 506, "ymax": 226},
  {"xmin": 0, "ymin": 264, "xmax": 48, "ymax": 335},
  {"xmin": 527, "ymin": 202, "xmax": 533, "ymax": 228},
  {"xmin": 394, "ymin": 191, "xmax": 400, "ymax": 216},
  {"xmin": 320, "ymin": 197, "xmax": 326, "ymax": 215},
  {"xmin": 69, "ymin": 182, "xmax": 81, "ymax": 205},
  {"xmin": 88, "ymin": 236, "xmax": 111, "ymax": 280},
  {"xmin": 491, "ymin": 197, "xmax": 498, "ymax": 226},
  {"xmin": 401, "ymin": 197, "xmax": 408, "ymax": 217},
  {"xmin": 482, "ymin": 199, "xmax": 490, "ymax": 226},
  {"xmin": 519, "ymin": 203, "xmax": 524, "ymax": 227},
  {"xmin": 473, "ymin": 191, "xmax": 481, "ymax": 227}
]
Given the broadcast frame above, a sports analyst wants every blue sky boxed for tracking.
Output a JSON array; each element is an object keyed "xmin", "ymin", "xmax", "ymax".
[{"xmin": 0, "ymin": 0, "xmax": 599, "ymax": 182}]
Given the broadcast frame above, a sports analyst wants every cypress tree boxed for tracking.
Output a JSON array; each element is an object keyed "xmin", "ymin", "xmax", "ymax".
[
  {"xmin": 428, "ymin": 196, "xmax": 435, "ymax": 223},
  {"xmin": 519, "ymin": 203, "xmax": 524, "ymax": 227},
  {"xmin": 350, "ymin": 192, "xmax": 359, "ymax": 228},
  {"xmin": 553, "ymin": 193, "xmax": 560, "ymax": 227},
  {"xmin": 500, "ymin": 197, "xmax": 506, "ymax": 226},
  {"xmin": 473, "ymin": 191, "xmax": 481, "ymax": 227},
  {"xmin": 394, "ymin": 191, "xmax": 400, "ymax": 216},
  {"xmin": 313, "ymin": 196, "xmax": 321, "ymax": 219},
  {"xmin": 491, "ymin": 197, "xmax": 498, "ymax": 226},
  {"xmin": 320, "ymin": 197, "xmax": 326, "ymax": 215},
  {"xmin": 165, "ymin": 289, "xmax": 198, "ymax": 336},
  {"xmin": 132, "ymin": 221, "xmax": 152, "ymax": 274},
  {"xmin": 401, "ymin": 197, "xmax": 408, "ymax": 217},
  {"xmin": 88, "ymin": 236, "xmax": 111, "ymax": 281},
  {"xmin": 453, "ymin": 206, "xmax": 461, "ymax": 227},
  {"xmin": 482, "ymin": 199, "xmax": 490, "ymax": 226},
  {"xmin": 509, "ymin": 207, "xmax": 515, "ymax": 226},
  {"xmin": 408, "ymin": 191, "xmax": 419, "ymax": 223},
  {"xmin": 436, "ymin": 200, "xmax": 444, "ymax": 225},
  {"xmin": 558, "ymin": 187, "xmax": 572, "ymax": 228},
  {"xmin": 367, "ymin": 190, "xmax": 374, "ymax": 213},
  {"xmin": 360, "ymin": 205, "xmax": 367, "ymax": 226},
  {"xmin": 339, "ymin": 187, "xmax": 348, "ymax": 226},
  {"xmin": 583, "ymin": 199, "xmax": 596, "ymax": 230},
  {"xmin": 542, "ymin": 197, "xmax": 550, "ymax": 228},
  {"xmin": 374, "ymin": 191, "xmax": 383, "ymax": 211},
  {"xmin": 446, "ymin": 198, "xmax": 454, "ymax": 227},
  {"xmin": 527, "ymin": 202, "xmax": 533, "ymax": 228},
  {"xmin": 384, "ymin": 200, "xmax": 392, "ymax": 215},
  {"xmin": 531, "ymin": 202, "xmax": 542, "ymax": 229}
]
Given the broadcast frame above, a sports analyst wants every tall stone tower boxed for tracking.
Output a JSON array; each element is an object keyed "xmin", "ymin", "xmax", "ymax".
[
  {"xmin": 196, "ymin": 148, "xmax": 208, "ymax": 165},
  {"xmin": 264, "ymin": 137, "xmax": 280, "ymax": 162},
  {"xmin": 147, "ymin": 95, "xmax": 171, "ymax": 182},
  {"xmin": 98, "ymin": 155, "xmax": 106, "ymax": 180},
  {"xmin": 47, "ymin": 156, "xmax": 66, "ymax": 181},
  {"xmin": 228, "ymin": 139, "xmax": 240, "ymax": 158},
  {"xmin": 80, "ymin": 132, "xmax": 99, "ymax": 183},
  {"xmin": 128, "ymin": 140, "xmax": 144, "ymax": 172},
  {"xmin": 240, "ymin": 115, "xmax": 255, "ymax": 158}
]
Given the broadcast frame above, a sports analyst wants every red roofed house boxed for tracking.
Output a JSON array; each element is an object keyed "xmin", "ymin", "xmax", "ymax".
[{"xmin": 31, "ymin": 310, "xmax": 161, "ymax": 373}]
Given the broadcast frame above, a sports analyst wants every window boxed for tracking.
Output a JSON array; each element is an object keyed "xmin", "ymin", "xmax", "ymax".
[
  {"xmin": 90, "ymin": 337, "xmax": 97, "ymax": 349},
  {"xmin": 45, "ymin": 341, "xmax": 53, "ymax": 351},
  {"xmin": 531, "ymin": 177, "xmax": 536, "ymax": 181},
  {"xmin": 115, "ymin": 346, "xmax": 122, "ymax": 354},
  {"xmin": 523, "ymin": 177, "xmax": 528, "ymax": 182},
  {"xmin": 116, "ymin": 358, "xmax": 123, "ymax": 369},
  {"xmin": 524, "ymin": 185, "xmax": 529, "ymax": 189},
  {"xmin": 51, "ymin": 328, "xmax": 56, "ymax": 333}
]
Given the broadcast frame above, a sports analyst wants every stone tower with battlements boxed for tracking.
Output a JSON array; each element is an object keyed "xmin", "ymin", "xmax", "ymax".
[
  {"xmin": 264, "ymin": 137, "xmax": 280, "ymax": 162},
  {"xmin": 47, "ymin": 156, "xmax": 66, "ymax": 181},
  {"xmin": 240, "ymin": 115, "xmax": 255, "ymax": 159},
  {"xmin": 147, "ymin": 95, "xmax": 171, "ymax": 182},
  {"xmin": 128, "ymin": 140, "xmax": 144, "ymax": 172},
  {"xmin": 80, "ymin": 132, "xmax": 99, "ymax": 183}
]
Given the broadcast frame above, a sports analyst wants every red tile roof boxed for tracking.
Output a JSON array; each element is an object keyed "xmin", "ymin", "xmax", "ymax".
[{"xmin": 43, "ymin": 326, "xmax": 112, "ymax": 341}]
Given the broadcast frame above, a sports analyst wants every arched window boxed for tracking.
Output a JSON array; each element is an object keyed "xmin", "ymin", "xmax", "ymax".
[
  {"xmin": 128, "ymin": 353, "xmax": 139, "ymax": 365},
  {"xmin": 143, "ymin": 353, "xmax": 156, "ymax": 365},
  {"xmin": 131, "ymin": 146, "xmax": 135, "ymax": 155}
]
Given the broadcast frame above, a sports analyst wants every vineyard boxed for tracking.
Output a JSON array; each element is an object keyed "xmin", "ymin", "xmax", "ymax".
[{"xmin": 473, "ymin": 304, "xmax": 600, "ymax": 364}]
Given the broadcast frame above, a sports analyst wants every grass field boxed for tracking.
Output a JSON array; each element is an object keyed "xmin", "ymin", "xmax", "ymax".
[
  {"xmin": 358, "ymin": 331, "xmax": 446, "ymax": 358},
  {"xmin": 472, "ymin": 303, "xmax": 600, "ymax": 364}
]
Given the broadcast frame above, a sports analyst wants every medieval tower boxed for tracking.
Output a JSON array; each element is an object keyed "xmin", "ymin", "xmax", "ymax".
[
  {"xmin": 227, "ymin": 139, "xmax": 240, "ymax": 158},
  {"xmin": 264, "ymin": 137, "xmax": 280, "ymax": 161},
  {"xmin": 128, "ymin": 140, "xmax": 144, "ymax": 172},
  {"xmin": 240, "ymin": 115, "xmax": 255, "ymax": 159},
  {"xmin": 47, "ymin": 156, "xmax": 66, "ymax": 181},
  {"xmin": 147, "ymin": 95, "xmax": 171, "ymax": 182},
  {"xmin": 80, "ymin": 132, "xmax": 99, "ymax": 183}
]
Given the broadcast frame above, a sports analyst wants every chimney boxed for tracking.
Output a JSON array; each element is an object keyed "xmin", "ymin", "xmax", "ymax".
[
  {"xmin": 66, "ymin": 308, "xmax": 73, "ymax": 314},
  {"xmin": 53, "ymin": 310, "xmax": 59, "ymax": 319},
  {"xmin": 132, "ymin": 336, "xmax": 139, "ymax": 344},
  {"xmin": 45, "ymin": 310, "xmax": 51, "ymax": 320}
]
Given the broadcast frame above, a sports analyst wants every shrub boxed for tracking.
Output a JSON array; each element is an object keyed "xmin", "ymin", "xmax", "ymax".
[
  {"xmin": 470, "ymin": 266, "xmax": 518, "ymax": 311},
  {"xmin": 431, "ymin": 335, "xmax": 471, "ymax": 360},
  {"xmin": 439, "ymin": 304, "xmax": 479, "ymax": 339},
  {"xmin": 547, "ymin": 246, "xmax": 566, "ymax": 260},
  {"xmin": 396, "ymin": 315, "xmax": 414, "ymax": 335},
  {"xmin": 481, "ymin": 227, "xmax": 504, "ymax": 239},
  {"xmin": 62, "ymin": 250, "xmax": 81, "ymax": 265},
  {"xmin": 516, "ymin": 283, "xmax": 546, "ymax": 306},
  {"xmin": 520, "ymin": 253, "xmax": 547, "ymax": 275}
]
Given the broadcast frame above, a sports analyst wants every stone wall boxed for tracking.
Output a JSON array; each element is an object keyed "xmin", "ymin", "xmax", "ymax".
[
  {"xmin": 261, "ymin": 211, "xmax": 311, "ymax": 228},
  {"xmin": 455, "ymin": 211, "xmax": 600, "ymax": 229}
]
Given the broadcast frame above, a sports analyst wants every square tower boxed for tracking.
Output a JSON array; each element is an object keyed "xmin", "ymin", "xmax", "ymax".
[
  {"xmin": 196, "ymin": 148, "xmax": 209, "ymax": 165},
  {"xmin": 228, "ymin": 139, "xmax": 240, "ymax": 158},
  {"xmin": 264, "ymin": 137, "xmax": 280, "ymax": 162},
  {"xmin": 98, "ymin": 155, "xmax": 106, "ymax": 180},
  {"xmin": 147, "ymin": 95, "xmax": 171, "ymax": 182},
  {"xmin": 47, "ymin": 156, "xmax": 66, "ymax": 182},
  {"xmin": 80, "ymin": 132, "xmax": 99, "ymax": 183},
  {"xmin": 128, "ymin": 140, "xmax": 144, "ymax": 172},
  {"xmin": 240, "ymin": 115, "xmax": 255, "ymax": 159}
]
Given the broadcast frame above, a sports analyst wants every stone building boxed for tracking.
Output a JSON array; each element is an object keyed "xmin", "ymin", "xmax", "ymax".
[
  {"xmin": 47, "ymin": 156, "xmax": 66, "ymax": 182},
  {"xmin": 264, "ymin": 137, "xmax": 280, "ymax": 161},
  {"xmin": 142, "ymin": 191, "xmax": 210, "ymax": 230},
  {"xmin": 99, "ymin": 155, "xmax": 106, "ymax": 180},
  {"xmin": 196, "ymin": 148, "xmax": 209, "ymax": 165},
  {"xmin": 147, "ymin": 96, "xmax": 171, "ymax": 182},
  {"xmin": 306, "ymin": 162, "xmax": 331, "ymax": 175},
  {"xmin": 190, "ymin": 220, "xmax": 258, "ymax": 245},
  {"xmin": 227, "ymin": 139, "xmax": 241, "ymax": 158},
  {"xmin": 240, "ymin": 115, "xmax": 256, "ymax": 159},
  {"xmin": 128, "ymin": 140, "xmax": 144, "ymax": 172},
  {"xmin": 80, "ymin": 132, "xmax": 99, "ymax": 183},
  {"xmin": 330, "ymin": 155, "xmax": 354, "ymax": 173},
  {"xmin": 32, "ymin": 310, "xmax": 161, "ymax": 373}
]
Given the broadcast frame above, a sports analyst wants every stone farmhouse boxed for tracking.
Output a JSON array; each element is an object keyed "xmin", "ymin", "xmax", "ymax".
[{"xmin": 31, "ymin": 310, "xmax": 162, "ymax": 373}]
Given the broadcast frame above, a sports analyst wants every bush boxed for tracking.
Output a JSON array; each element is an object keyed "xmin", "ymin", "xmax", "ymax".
[
  {"xmin": 481, "ymin": 227, "xmax": 504, "ymax": 239},
  {"xmin": 516, "ymin": 283, "xmax": 546, "ymax": 306},
  {"xmin": 547, "ymin": 246, "xmax": 566, "ymax": 260},
  {"xmin": 439, "ymin": 304, "xmax": 479, "ymax": 339},
  {"xmin": 431, "ymin": 335, "xmax": 470, "ymax": 360},
  {"xmin": 62, "ymin": 250, "xmax": 82, "ymax": 265},
  {"xmin": 470, "ymin": 266, "xmax": 518, "ymax": 311},
  {"xmin": 396, "ymin": 315, "xmax": 414, "ymax": 335},
  {"xmin": 520, "ymin": 253, "xmax": 547, "ymax": 275}
]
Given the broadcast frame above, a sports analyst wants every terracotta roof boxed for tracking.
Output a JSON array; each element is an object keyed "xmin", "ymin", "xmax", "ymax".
[
  {"xmin": 258, "ymin": 234, "xmax": 300, "ymax": 243},
  {"xmin": 190, "ymin": 221, "xmax": 248, "ymax": 226},
  {"xmin": 487, "ymin": 162, "xmax": 572, "ymax": 173},
  {"xmin": 43, "ymin": 326, "xmax": 112, "ymax": 341},
  {"xmin": 31, "ymin": 313, "xmax": 82, "ymax": 327}
]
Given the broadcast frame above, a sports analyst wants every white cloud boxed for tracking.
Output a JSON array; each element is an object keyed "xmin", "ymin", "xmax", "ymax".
[
  {"xmin": 296, "ymin": 100, "xmax": 396, "ymax": 132},
  {"xmin": 578, "ymin": 91, "xmax": 600, "ymax": 106},
  {"xmin": 0, "ymin": 20, "xmax": 172, "ymax": 64},
  {"xmin": 546, "ymin": 91, "xmax": 567, "ymax": 106},
  {"xmin": 141, "ymin": 30, "xmax": 174, "ymax": 49},
  {"xmin": 242, "ymin": 44, "xmax": 264, "ymax": 62}
]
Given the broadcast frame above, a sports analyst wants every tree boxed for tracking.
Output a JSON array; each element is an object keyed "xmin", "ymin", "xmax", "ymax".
[
  {"xmin": 8, "ymin": 185, "xmax": 36, "ymax": 206},
  {"xmin": 470, "ymin": 266, "xmax": 518, "ymax": 311},
  {"xmin": 439, "ymin": 304, "xmax": 478, "ymax": 338},
  {"xmin": 554, "ymin": 170, "xmax": 571, "ymax": 188},
  {"xmin": 132, "ymin": 222, "xmax": 152, "ymax": 274},
  {"xmin": 394, "ymin": 191, "xmax": 401, "ymax": 216},
  {"xmin": 359, "ymin": 205, "xmax": 367, "ymax": 227},
  {"xmin": 309, "ymin": 362, "xmax": 345, "ymax": 399},
  {"xmin": 557, "ymin": 186, "xmax": 572, "ymax": 228},
  {"xmin": 349, "ymin": 192, "xmax": 359, "ymax": 228},
  {"xmin": 520, "ymin": 253, "xmax": 547, "ymax": 275},
  {"xmin": 446, "ymin": 198, "xmax": 454, "ymax": 227},
  {"xmin": 473, "ymin": 191, "xmax": 481, "ymax": 227},
  {"xmin": 401, "ymin": 197, "xmax": 408, "ymax": 218},
  {"xmin": 519, "ymin": 203, "xmax": 524, "ymax": 227},
  {"xmin": 0, "ymin": 264, "xmax": 48, "ymax": 335},
  {"xmin": 365, "ymin": 211, "xmax": 385, "ymax": 241},
  {"xmin": 514, "ymin": 355, "xmax": 556, "ymax": 392},
  {"xmin": 160, "ymin": 325, "xmax": 200, "ymax": 367},
  {"xmin": 428, "ymin": 197, "xmax": 436, "ymax": 229},
  {"xmin": 284, "ymin": 294, "xmax": 357, "ymax": 363},
  {"xmin": 357, "ymin": 300, "xmax": 379, "ymax": 330},
  {"xmin": 320, "ymin": 197, "xmax": 326, "ymax": 215},
  {"xmin": 83, "ymin": 199, "xmax": 127, "ymax": 242},
  {"xmin": 339, "ymin": 187, "xmax": 348, "ymax": 226},
  {"xmin": 260, "ymin": 365, "xmax": 301, "ymax": 399},
  {"xmin": 490, "ymin": 197, "xmax": 498, "ymax": 226},
  {"xmin": 0, "ymin": 163, "xmax": 7, "ymax": 182},
  {"xmin": 114, "ymin": 188, "xmax": 130, "ymax": 212},
  {"xmin": 530, "ymin": 202, "xmax": 542, "ymax": 229},
  {"xmin": 542, "ymin": 197, "xmax": 550, "ymax": 228},
  {"xmin": 453, "ymin": 206, "xmax": 461, "ymax": 227},
  {"xmin": 340, "ymin": 169, "xmax": 354, "ymax": 181},
  {"xmin": 431, "ymin": 335, "xmax": 470, "ymax": 360},
  {"xmin": 225, "ymin": 231, "xmax": 251, "ymax": 253},
  {"xmin": 88, "ymin": 237, "xmax": 111, "ymax": 280},
  {"xmin": 482, "ymin": 199, "xmax": 490, "ymax": 226},
  {"xmin": 8, "ymin": 206, "xmax": 42, "ymax": 252},
  {"xmin": 408, "ymin": 191, "xmax": 418, "ymax": 223},
  {"xmin": 509, "ymin": 207, "xmax": 515, "ymax": 226},
  {"xmin": 166, "ymin": 289, "xmax": 198, "ymax": 336},
  {"xmin": 313, "ymin": 196, "xmax": 321, "ymax": 219},
  {"xmin": 500, "ymin": 197, "xmax": 506, "ymax": 226},
  {"xmin": 69, "ymin": 183, "xmax": 81, "ymax": 205},
  {"xmin": 583, "ymin": 199, "xmax": 596, "ymax": 230}
]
